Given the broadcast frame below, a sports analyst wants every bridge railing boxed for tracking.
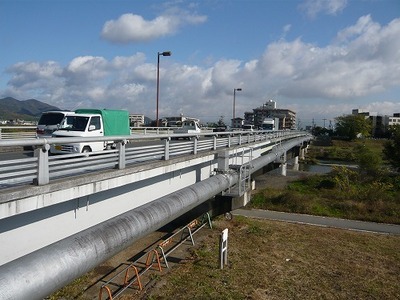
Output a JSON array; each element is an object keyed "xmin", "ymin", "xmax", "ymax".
[
  {"xmin": 0, "ymin": 126, "xmax": 37, "ymax": 139},
  {"xmin": 0, "ymin": 130, "xmax": 311, "ymax": 189},
  {"xmin": 0, "ymin": 126, "xmax": 213, "ymax": 140}
]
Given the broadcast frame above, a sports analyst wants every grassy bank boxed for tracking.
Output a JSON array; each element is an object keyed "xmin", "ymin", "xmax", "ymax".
[
  {"xmin": 250, "ymin": 138, "xmax": 400, "ymax": 224},
  {"xmin": 249, "ymin": 169, "xmax": 400, "ymax": 224},
  {"xmin": 140, "ymin": 217, "xmax": 400, "ymax": 300},
  {"xmin": 306, "ymin": 138, "xmax": 385, "ymax": 162}
]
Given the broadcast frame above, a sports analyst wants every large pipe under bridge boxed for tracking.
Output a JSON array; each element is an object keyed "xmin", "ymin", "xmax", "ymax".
[{"xmin": 0, "ymin": 136, "xmax": 309, "ymax": 300}]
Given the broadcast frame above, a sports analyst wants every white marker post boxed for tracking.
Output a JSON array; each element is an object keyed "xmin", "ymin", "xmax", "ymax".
[{"xmin": 219, "ymin": 228, "xmax": 228, "ymax": 269}]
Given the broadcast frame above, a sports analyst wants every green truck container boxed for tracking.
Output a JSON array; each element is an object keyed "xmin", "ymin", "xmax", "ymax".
[{"xmin": 75, "ymin": 109, "xmax": 130, "ymax": 136}]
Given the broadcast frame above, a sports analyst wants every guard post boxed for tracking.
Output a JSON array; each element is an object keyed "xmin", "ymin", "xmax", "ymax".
[{"xmin": 219, "ymin": 228, "xmax": 228, "ymax": 269}]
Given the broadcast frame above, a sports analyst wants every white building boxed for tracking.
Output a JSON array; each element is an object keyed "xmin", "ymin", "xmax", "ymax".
[
  {"xmin": 129, "ymin": 114, "xmax": 145, "ymax": 127},
  {"xmin": 384, "ymin": 114, "xmax": 400, "ymax": 127}
]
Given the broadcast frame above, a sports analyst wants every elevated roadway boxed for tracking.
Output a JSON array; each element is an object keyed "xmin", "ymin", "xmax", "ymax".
[{"xmin": 0, "ymin": 130, "xmax": 312, "ymax": 299}]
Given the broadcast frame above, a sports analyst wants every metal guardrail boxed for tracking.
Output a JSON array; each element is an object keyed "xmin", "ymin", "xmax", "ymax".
[
  {"xmin": 0, "ymin": 130, "xmax": 311, "ymax": 189},
  {"xmin": 0, "ymin": 126, "xmax": 37, "ymax": 139},
  {"xmin": 0, "ymin": 126, "xmax": 214, "ymax": 140}
]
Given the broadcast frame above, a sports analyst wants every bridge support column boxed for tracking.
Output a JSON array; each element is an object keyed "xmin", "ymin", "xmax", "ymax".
[
  {"xmin": 293, "ymin": 156, "xmax": 299, "ymax": 171},
  {"xmin": 281, "ymin": 151, "xmax": 287, "ymax": 176},
  {"xmin": 231, "ymin": 190, "xmax": 252, "ymax": 210},
  {"xmin": 217, "ymin": 150, "xmax": 230, "ymax": 171},
  {"xmin": 300, "ymin": 148, "xmax": 305, "ymax": 160}
]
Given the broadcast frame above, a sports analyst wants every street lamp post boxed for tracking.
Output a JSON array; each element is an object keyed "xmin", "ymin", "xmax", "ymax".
[
  {"xmin": 232, "ymin": 88, "xmax": 242, "ymax": 127},
  {"xmin": 156, "ymin": 51, "xmax": 172, "ymax": 127}
]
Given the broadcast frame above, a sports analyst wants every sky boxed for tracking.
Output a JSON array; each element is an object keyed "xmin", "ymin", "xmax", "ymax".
[{"xmin": 0, "ymin": 0, "xmax": 399, "ymax": 128}]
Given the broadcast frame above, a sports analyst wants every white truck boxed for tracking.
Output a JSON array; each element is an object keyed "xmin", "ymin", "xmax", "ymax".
[
  {"xmin": 36, "ymin": 110, "xmax": 74, "ymax": 138},
  {"xmin": 173, "ymin": 120, "xmax": 201, "ymax": 139},
  {"xmin": 50, "ymin": 109, "xmax": 130, "ymax": 154},
  {"xmin": 261, "ymin": 117, "xmax": 279, "ymax": 131}
]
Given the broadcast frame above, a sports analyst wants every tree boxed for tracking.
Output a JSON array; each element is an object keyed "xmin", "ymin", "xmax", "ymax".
[
  {"xmin": 354, "ymin": 144, "xmax": 382, "ymax": 177},
  {"xmin": 383, "ymin": 124, "xmax": 400, "ymax": 171},
  {"xmin": 312, "ymin": 126, "xmax": 333, "ymax": 136},
  {"xmin": 335, "ymin": 114, "xmax": 372, "ymax": 140},
  {"xmin": 217, "ymin": 116, "xmax": 226, "ymax": 127}
]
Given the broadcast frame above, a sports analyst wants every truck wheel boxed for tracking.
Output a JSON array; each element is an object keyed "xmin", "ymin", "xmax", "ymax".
[{"xmin": 82, "ymin": 146, "xmax": 91, "ymax": 153}]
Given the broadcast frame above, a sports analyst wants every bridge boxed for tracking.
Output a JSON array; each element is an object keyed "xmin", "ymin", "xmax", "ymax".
[{"xmin": 0, "ymin": 130, "xmax": 312, "ymax": 299}]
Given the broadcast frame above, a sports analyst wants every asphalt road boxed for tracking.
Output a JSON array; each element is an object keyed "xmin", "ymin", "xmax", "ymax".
[{"xmin": 233, "ymin": 208, "xmax": 400, "ymax": 235}]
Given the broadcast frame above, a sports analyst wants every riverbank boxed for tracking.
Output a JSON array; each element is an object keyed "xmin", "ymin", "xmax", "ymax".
[
  {"xmin": 251, "ymin": 164, "xmax": 400, "ymax": 225},
  {"xmin": 141, "ymin": 213, "xmax": 400, "ymax": 300}
]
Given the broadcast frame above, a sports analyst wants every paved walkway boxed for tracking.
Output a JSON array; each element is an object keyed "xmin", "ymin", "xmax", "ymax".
[{"xmin": 233, "ymin": 209, "xmax": 400, "ymax": 235}]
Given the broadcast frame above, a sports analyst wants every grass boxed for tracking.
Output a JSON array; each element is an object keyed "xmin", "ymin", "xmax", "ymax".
[
  {"xmin": 249, "ymin": 172, "xmax": 400, "ymax": 224},
  {"xmin": 139, "ymin": 217, "xmax": 400, "ymax": 300},
  {"xmin": 307, "ymin": 138, "xmax": 386, "ymax": 162},
  {"xmin": 249, "ymin": 137, "xmax": 400, "ymax": 224}
]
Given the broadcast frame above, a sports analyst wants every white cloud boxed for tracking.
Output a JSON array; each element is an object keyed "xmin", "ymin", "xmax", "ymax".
[
  {"xmin": 7, "ymin": 61, "xmax": 63, "ymax": 89},
  {"xmin": 64, "ymin": 56, "xmax": 108, "ymax": 86},
  {"xmin": 2, "ymin": 15, "xmax": 400, "ymax": 124},
  {"xmin": 300, "ymin": 0, "xmax": 347, "ymax": 19},
  {"xmin": 101, "ymin": 9, "xmax": 207, "ymax": 43}
]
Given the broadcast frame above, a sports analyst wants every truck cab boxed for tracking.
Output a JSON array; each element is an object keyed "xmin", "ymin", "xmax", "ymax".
[
  {"xmin": 50, "ymin": 113, "xmax": 105, "ymax": 153},
  {"xmin": 242, "ymin": 124, "xmax": 254, "ymax": 132},
  {"xmin": 173, "ymin": 120, "xmax": 201, "ymax": 139},
  {"xmin": 36, "ymin": 111, "xmax": 74, "ymax": 138}
]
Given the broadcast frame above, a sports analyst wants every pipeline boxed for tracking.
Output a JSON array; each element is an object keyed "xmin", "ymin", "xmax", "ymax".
[
  {"xmin": 251, "ymin": 136, "xmax": 310, "ymax": 174},
  {"xmin": 0, "ymin": 172, "xmax": 238, "ymax": 300},
  {"xmin": 0, "ymin": 135, "xmax": 311, "ymax": 300}
]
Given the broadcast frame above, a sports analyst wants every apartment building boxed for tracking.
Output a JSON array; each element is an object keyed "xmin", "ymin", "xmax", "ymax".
[{"xmin": 244, "ymin": 100, "xmax": 296, "ymax": 130}]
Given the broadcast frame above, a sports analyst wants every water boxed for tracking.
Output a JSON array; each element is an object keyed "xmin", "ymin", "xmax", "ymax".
[
  {"xmin": 298, "ymin": 159, "xmax": 358, "ymax": 174},
  {"xmin": 299, "ymin": 163, "xmax": 332, "ymax": 174}
]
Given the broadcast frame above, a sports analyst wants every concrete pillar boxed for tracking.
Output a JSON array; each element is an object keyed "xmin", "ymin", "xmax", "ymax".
[
  {"xmin": 218, "ymin": 150, "xmax": 230, "ymax": 171},
  {"xmin": 281, "ymin": 151, "xmax": 287, "ymax": 176},
  {"xmin": 300, "ymin": 148, "xmax": 305, "ymax": 160},
  {"xmin": 293, "ymin": 156, "xmax": 299, "ymax": 171},
  {"xmin": 281, "ymin": 163, "xmax": 287, "ymax": 176}
]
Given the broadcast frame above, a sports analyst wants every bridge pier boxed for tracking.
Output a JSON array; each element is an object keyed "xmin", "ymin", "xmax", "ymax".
[
  {"xmin": 280, "ymin": 151, "xmax": 287, "ymax": 176},
  {"xmin": 300, "ymin": 148, "xmax": 305, "ymax": 160},
  {"xmin": 293, "ymin": 156, "xmax": 299, "ymax": 171},
  {"xmin": 213, "ymin": 149, "xmax": 254, "ymax": 215}
]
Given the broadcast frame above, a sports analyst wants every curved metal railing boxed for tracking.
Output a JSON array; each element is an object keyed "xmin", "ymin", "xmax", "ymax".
[{"xmin": 0, "ymin": 130, "xmax": 311, "ymax": 189}]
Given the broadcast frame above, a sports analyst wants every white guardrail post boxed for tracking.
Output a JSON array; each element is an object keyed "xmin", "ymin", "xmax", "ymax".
[
  {"xmin": 164, "ymin": 138, "xmax": 170, "ymax": 160},
  {"xmin": 118, "ymin": 140, "xmax": 126, "ymax": 169},
  {"xmin": 193, "ymin": 138, "xmax": 198, "ymax": 155},
  {"xmin": 35, "ymin": 145, "xmax": 50, "ymax": 185}
]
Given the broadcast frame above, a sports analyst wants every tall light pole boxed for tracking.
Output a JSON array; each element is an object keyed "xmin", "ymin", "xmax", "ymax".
[
  {"xmin": 232, "ymin": 88, "xmax": 242, "ymax": 127},
  {"xmin": 156, "ymin": 51, "xmax": 171, "ymax": 127}
]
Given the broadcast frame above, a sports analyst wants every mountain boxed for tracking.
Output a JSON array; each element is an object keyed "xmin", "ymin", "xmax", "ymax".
[{"xmin": 0, "ymin": 97, "xmax": 61, "ymax": 121}]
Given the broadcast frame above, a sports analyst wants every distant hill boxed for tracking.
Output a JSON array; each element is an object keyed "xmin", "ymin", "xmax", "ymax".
[{"xmin": 0, "ymin": 97, "xmax": 61, "ymax": 121}]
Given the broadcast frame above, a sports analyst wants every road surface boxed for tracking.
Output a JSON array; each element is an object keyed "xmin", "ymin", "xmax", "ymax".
[{"xmin": 233, "ymin": 208, "xmax": 400, "ymax": 235}]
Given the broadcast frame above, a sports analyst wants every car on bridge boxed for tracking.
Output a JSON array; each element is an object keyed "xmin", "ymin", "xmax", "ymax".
[{"xmin": 36, "ymin": 110, "xmax": 74, "ymax": 138}]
